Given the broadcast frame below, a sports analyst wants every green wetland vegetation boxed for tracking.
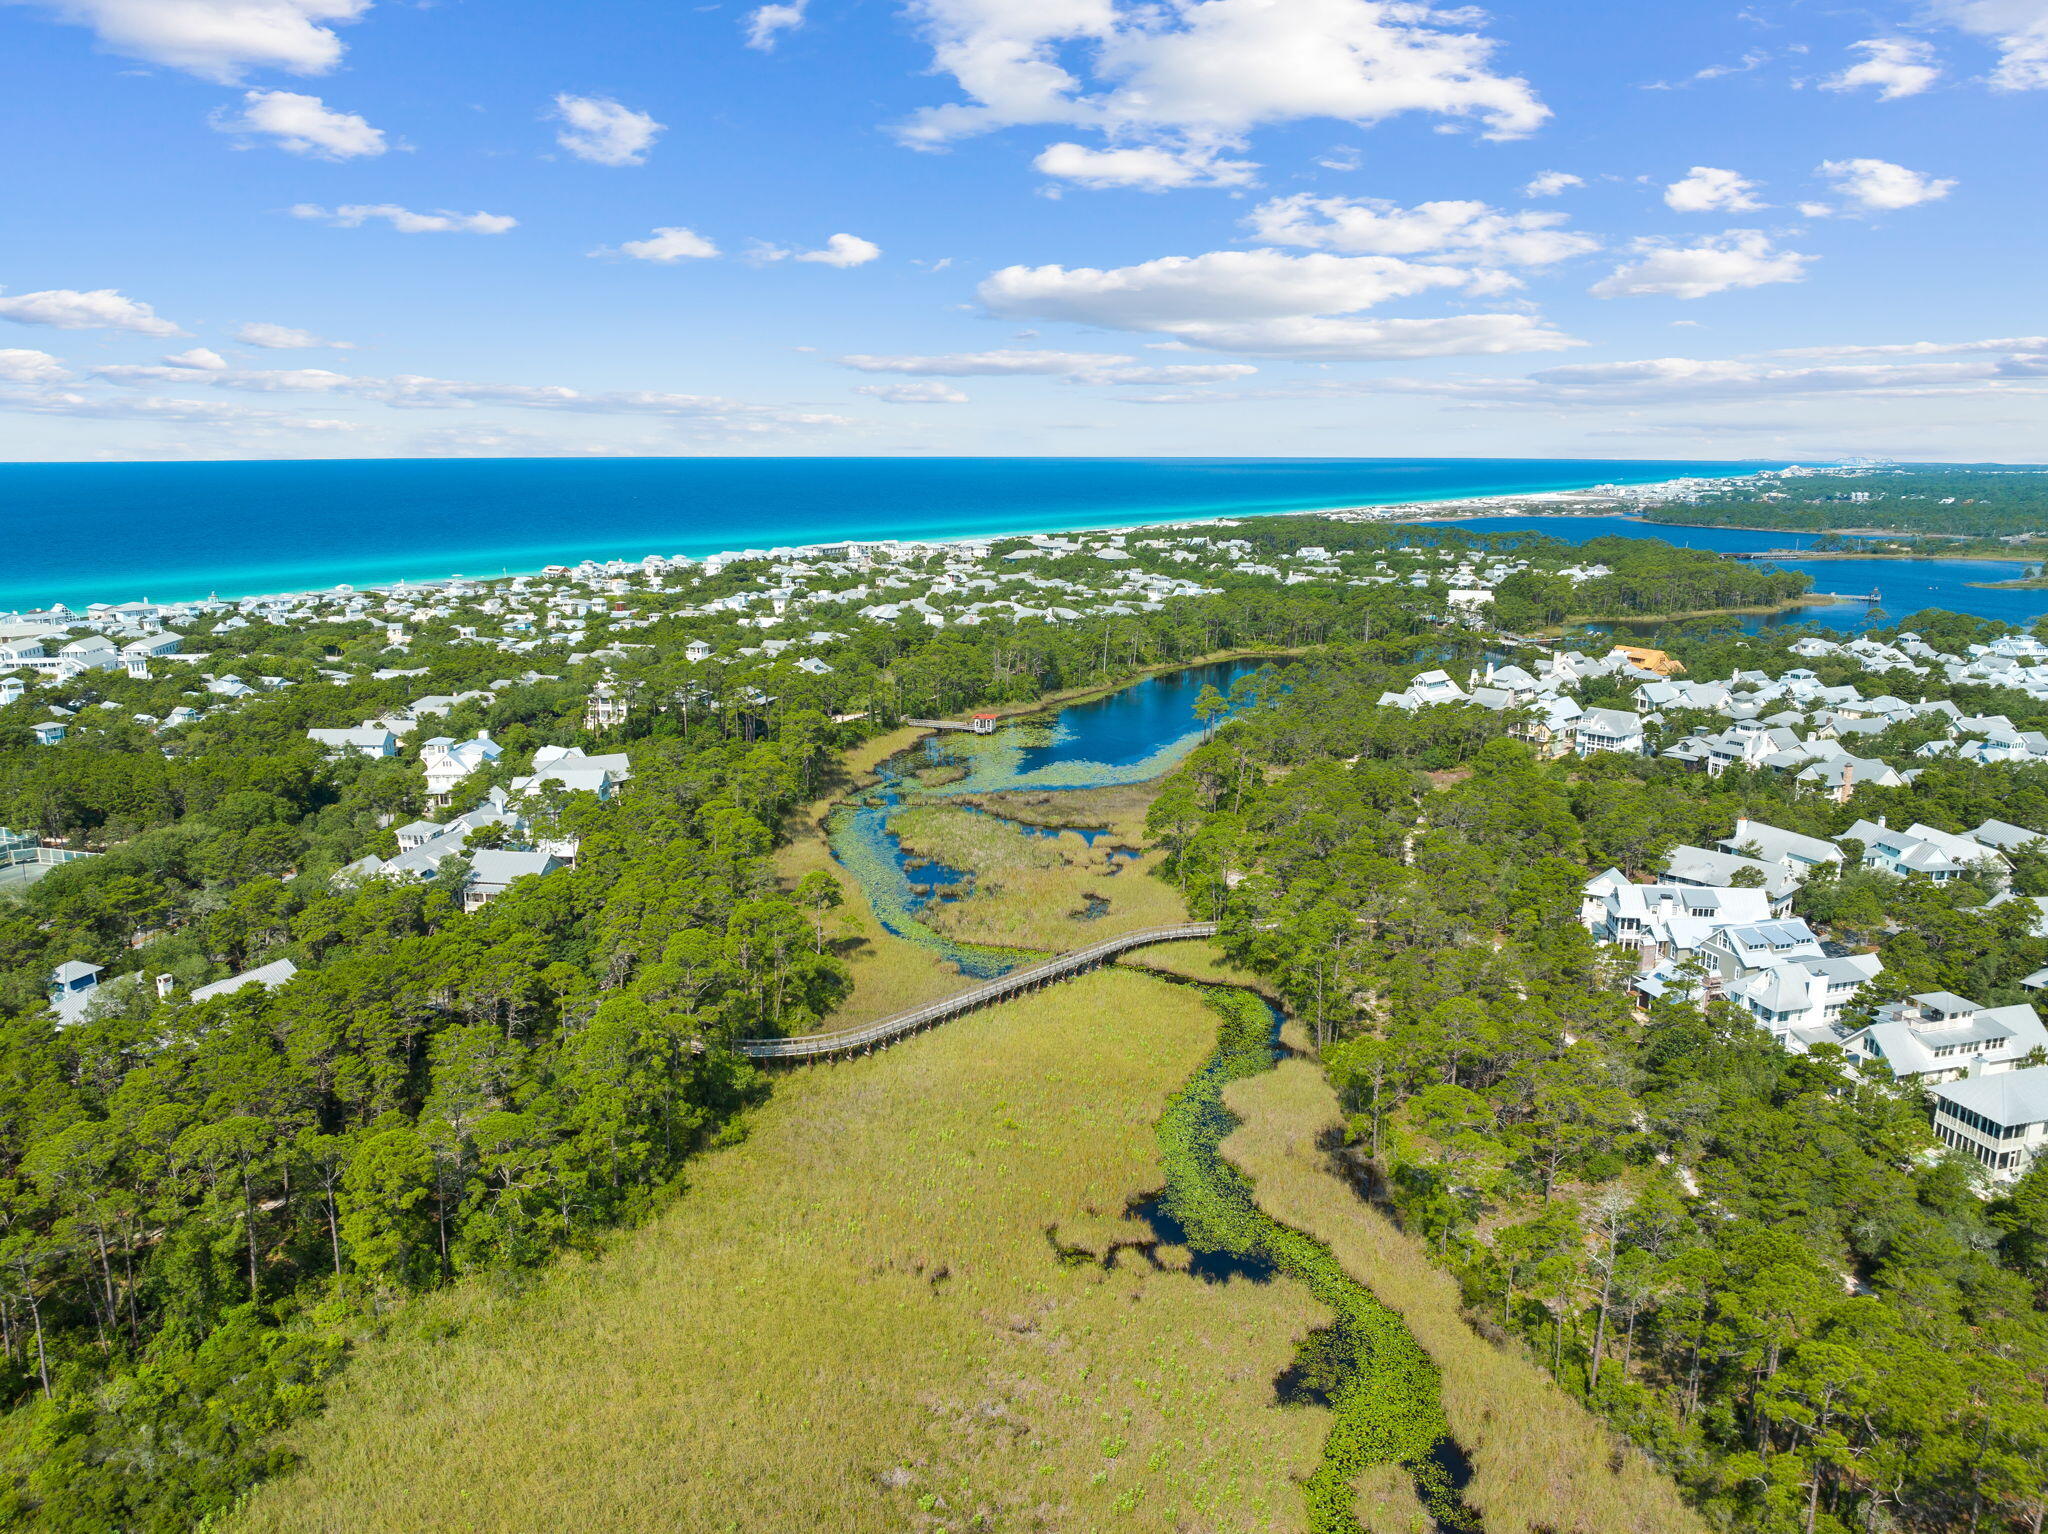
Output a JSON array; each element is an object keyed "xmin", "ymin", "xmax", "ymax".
[
  {"xmin": 3, "ymin": 522, "xmax": 2047, "ymax": 1532},
  {"xmin": 1151, "ymin": 985, "xmax": 1472, "ymax": 1534}
]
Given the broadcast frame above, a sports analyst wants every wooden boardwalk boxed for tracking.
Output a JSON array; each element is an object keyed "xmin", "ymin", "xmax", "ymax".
[{"xmin": 735, "ymin": 921, "xmax": 1221, "ymax": 1060}]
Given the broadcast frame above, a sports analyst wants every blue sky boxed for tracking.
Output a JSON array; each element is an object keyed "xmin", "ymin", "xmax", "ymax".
[{"xmin": 1, "ymin": 0, "xmax": 2042, "ymax": 462}]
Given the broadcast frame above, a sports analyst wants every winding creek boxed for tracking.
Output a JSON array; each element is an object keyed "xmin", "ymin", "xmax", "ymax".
[
  {"xmin": 822, "ymin": 658, "xmax": 1479, "ymax": 1533},
  {"xmin": 809, "ymin": 524, "xmax": 2036, "ymax": 1528}
]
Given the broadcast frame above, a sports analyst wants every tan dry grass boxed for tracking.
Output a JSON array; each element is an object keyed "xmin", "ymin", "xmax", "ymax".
[
  {"xmin": 240, "ymin": 971, "xmax": 1333, "ymax": 1534},
  {"xmin": 1219, "ymin": 1059, "xmax": 1710, "ymax": 1534}
]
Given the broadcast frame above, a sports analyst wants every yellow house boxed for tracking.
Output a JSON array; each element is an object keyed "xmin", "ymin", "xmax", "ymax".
[{"xmin": 1609, "ymin": 644, "xmax": 1686, "ymax": 676}]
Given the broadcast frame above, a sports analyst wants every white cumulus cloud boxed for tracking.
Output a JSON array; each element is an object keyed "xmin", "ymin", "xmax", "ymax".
[
  {"xmin": 979, "ymin": 248, "xmax": 1577, "ymax": 358},
  {"xmin": 600, "ymin": 226, "xmax": 722, "ymax": 262},
  {"xmin": 1245, "ymin": 194, "xmax": 1598, "ymax": 265},
  {"xmin": 743, "ymin": 0, "xmax": 805, "ymax": 49},
  {"xmin": 163, "ymin": 347, "xmax": 228, "ymax": 369},
  {"xmin": 1590, "ymin": 231, "xmax": 1811, "ymax": 299},
  {"xmin": 1033, "ymin": 141, "xmax": 1257, "ymax": 190},
  {"xmin": 795, "ymin": 232, "xmax": 881, "ymax": 266},
  {"xmin": 291, "ymin": 203, "xmax": 517, "ymax": 234},
  {"xmin": 1816, "ymin": 157, "xmax": 1957, "ymax": 210},
  {"xmin": 233, "ymin": 320, "xmax": 342, "ymax": 348},
  {"xmin": 212, "ymin": 88, "xmax": 384, "ymax": 157},
  {"xmin": 550, "ymin": 94, "xmax": 664, "ymax": 166},
  {"xmin": 1823, "ymin": 37, "xmax": 1943, "ymax": 99},
  {"xmin": 0, "ymin": 286, "xmax": 185, "ymax": 335},
  {"xmin": 898, "ymin": 0, "xmax": 1547, "ymax": 190},
  {"xmin": 0, "ymin": 348, "xmax": 72, "ymax": 382},
  {"xmin": 1927, "ymin": 0, "xmax": 2048, "ymax": 90},
  {"xmin": 24, "ymin": 359, "xmax": 856, "ymax": 435},
  {"xmin": 13, "ymin": 0, "xmax": 370, "ymax": 82},
  {"xmin": 1522, "ymin": 170, "xmax": 1583, "ymax": 197},
  {"xmin": 1663, "ymin": 166, "xmax": 1765, "ymax": 213},
  {"xmin": 756, "ymin": 234, "xmax": 882, "ymax": 266},
  {"xmin": 1768, "ymin": 335, "xmax": 2048, "ymax": 358},
  {"xmin": 1073, "ymin": 362, "xmax": 1259, "ymax": 384},
  {"xmin": 1342, "ymin": 345, "xmax": 2048, "ymax": 408},
  {"xmin": 838, "ymin": 349, "xmax": 1138, "ymax": 375},
  {"xmin": 855, "ymin": 380, "xmax": 970, "ymax": 403}
]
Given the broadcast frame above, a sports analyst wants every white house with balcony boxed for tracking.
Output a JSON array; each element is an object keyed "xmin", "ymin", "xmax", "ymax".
[
  {"xmin": 1839, "ymin": 818, "xmax": 2014, "ymax": 885},
  {"xmin": 1725, "ymin": 948, "xmax": 1885, "ymax": 1047},
  {"xmin": 1927, "ymin": 1067, "xmax": 2048, "ymax": 1184},
  {"xmin": 463, "ymin": 849, "xmax": 564, "ymax": 911},
  {"xmin": 1580, "ymin": 872, "xmax": 1775, "ymax": 968},
  {"xmin": 511, "ymin": 745, "xmax": 632, "ymax": 801},
  {"xmin": 1840, "ymin": 992, "xmax": 2048, "ymax": 1084},
  {"xmin": 1573, "ymin": 707, "xmax": 1646, "ymax": 757},
  {"xmin": 420, "ymin": 732, "xmax": 501, "ymax": 804}
]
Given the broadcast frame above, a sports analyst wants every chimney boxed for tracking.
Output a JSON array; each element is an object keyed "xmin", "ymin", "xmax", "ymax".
[
  {"xmin": 155, "ymin": 973, "xmax": 174, "ymax": 1000},
  {"xmin": 478, "ymin": 728, "xmax": 492, "ymax": 742}
]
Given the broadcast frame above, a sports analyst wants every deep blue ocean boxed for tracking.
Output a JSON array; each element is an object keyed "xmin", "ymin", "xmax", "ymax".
[{"xmin": 0, "ymin": 456, "xmax": 1760, "ymax": 611}]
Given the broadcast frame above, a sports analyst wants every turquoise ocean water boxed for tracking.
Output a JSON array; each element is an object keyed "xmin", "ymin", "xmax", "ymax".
[{"xmin": 0, "ymin": 456, "xmax": 1762, "ymax": 611}]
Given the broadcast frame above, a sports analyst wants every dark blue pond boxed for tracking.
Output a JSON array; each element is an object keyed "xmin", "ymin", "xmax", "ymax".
[
  {"xmin": 1419, "ymin": 515, "xmax": 2048, "ymax": 631},
  {"xmin": 830, "ymin": 658, "xmax": 1280, "ymax": 975}
]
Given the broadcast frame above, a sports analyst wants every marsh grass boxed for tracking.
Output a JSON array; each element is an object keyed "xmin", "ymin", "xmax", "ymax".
[
  {"xmin": 890, "ymin": 802, "xmax": 1187, "ymax": 952},
  {"xmin": 237, "ymin": 972, "xmax": 1334, "ymax": 1534},
  {"xmin": 1220, "ymin": 1059, "xmax": 1709, "ymax": 1534},
  {"xmin": 770, "ymin": 810, "xmax": 997, "ymax": 1027},
  {"xmin": 1122, "ymin": 938, "xmax": 1265, "ymax": 988}
]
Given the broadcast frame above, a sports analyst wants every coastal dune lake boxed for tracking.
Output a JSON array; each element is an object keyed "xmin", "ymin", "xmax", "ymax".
[
  {"xmin": 0, "ymin": 455, "xmax": 1755, "ymax": 609},
  {"xmin": 1424, "ymin": 514, "xmax": 2048, "ymax": 630}
]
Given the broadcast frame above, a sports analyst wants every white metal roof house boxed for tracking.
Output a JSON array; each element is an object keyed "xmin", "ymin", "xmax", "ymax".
[
  {"xmin": 1573, "ymin": 707, "xmax": 1646, "ymax": 757},
  {"xmin": 189, "ymin": 958, "xmax": 300, "ymax": 1002},
  {"xmin": 1839, "ymin": 818, "xmax": 2013, "ymax": 885},
  {"xmin": 463, "ymin": 849, "xmax": 564, "ymax": 911},
  {"xmin": 1841, "ymin": 993, "xmax": 2048, "ymax": 1085},
  {"xmin": 48, "ymin": 960, "xmax": 103, "ymax": 1025},
  {"xmin": 1579, "ymin": 872, "xmax": 1775, "ymax": 967},
  {"xmin": 1718, "ymin": 817, "xmax": 1843, "ymax": 879},
  {"xmin": 420, "ymin": 733, "xmax": 501, "ymax": 802},
  {"xmin": 1660, "ymin": 845, "xmax": 1798, "ymax": 912},
  {"xmin": 512, "ymin": 745, "xmax": 632, "ymax": 801},
  {"xmin": 307, "ymin": 724, "xmax": 400, "ymax": 759},
  {"xmin": 1728, "ymin": 953, "xmax": 1884, "ymax": 1049},
  {"xmin": 1927, "ymin": 1066, "xmax": 2048, "ymax": 1184}
]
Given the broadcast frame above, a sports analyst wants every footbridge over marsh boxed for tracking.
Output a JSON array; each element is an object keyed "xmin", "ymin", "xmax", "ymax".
[{"xmin": 735, "ymin": 922, "xmax": 1222, "ymax": 1061}]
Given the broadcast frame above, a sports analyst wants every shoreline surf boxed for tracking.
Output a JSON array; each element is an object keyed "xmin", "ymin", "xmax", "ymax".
[{"xmin": 0, "ymin": 456, "xmax": 1767, "ymax": 613}]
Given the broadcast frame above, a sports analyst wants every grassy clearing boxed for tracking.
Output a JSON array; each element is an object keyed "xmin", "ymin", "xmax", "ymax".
[
  {"xmin": 1219, "ymin": 1059, "xmax": 1708, "ymax": 1534},
  {"xmin": 1121, "ymin": 938, "xmax": 1265, "ymax": 988},
  {"xmin": 238, "ymin": 971, "xmax": 1334, "ymax": 1534}
]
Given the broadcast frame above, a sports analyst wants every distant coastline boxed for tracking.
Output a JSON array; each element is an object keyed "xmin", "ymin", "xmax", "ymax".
[{"xmin": 0, "ymin": 456, "xmax": 1763, "ymax": 614}]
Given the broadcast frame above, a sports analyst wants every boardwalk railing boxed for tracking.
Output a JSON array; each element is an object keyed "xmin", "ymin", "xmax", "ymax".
[{"xmin": 736, "ymin": 921, "xmax": 1220, "ymax": 1060}]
